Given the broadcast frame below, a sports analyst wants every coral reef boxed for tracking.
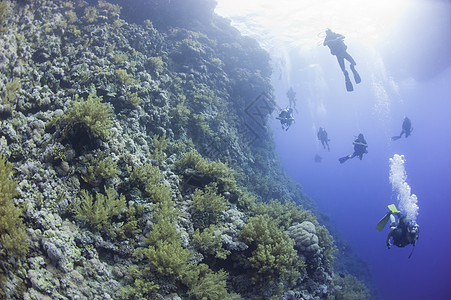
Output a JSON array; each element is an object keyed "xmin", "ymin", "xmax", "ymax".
[
  {"xmin": 330, "ymin": 274, "xmax": 371, "ymax": 300},
  {"xmin": 0, "ymin": 0, "xmax": 372, "ymax": 298},
  {"xmin": 288, "ymin": 221, "xmax": 321, "ymax": 257}
]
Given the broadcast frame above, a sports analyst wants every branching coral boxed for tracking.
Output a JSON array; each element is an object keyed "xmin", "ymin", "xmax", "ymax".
[
  {"xmin": 134, "ymin": 194, "xmax": 191, "ymax": 277},
  {"xmin": 126, "ymin": 92, "xmax": 142, "ymax": 108},
  {"xmin": 81, "ymin": 151, "xmax": 118, "ymax": 184},
  {"xmin": 97, "ymin": 0, "xmax": 122, "ymax": 18},
  {"xmin": 73, "ymin": 186, "xmax": 126, "ymax": 230},
  {"xmin": 191, "ymin": 183, "xmax": 229, "ymax": 229},
  {"xmin": 150, "ymin": 133, "xmax": 169, "ymax": 162},
  {"xmin": 82, "ymin": 6, "xmax": 97, "ymax": 23},
  {"xmin": 331, "ymin": 274, "xmax": 371, "ymax": 300},
  {"xmin": 176, "ymin": 149, "xmax": 237, "ymax": 191},
  {"xmin": 130, "ymin": 162, "xmax": 172, "ymax": 203},
  {"xmin": 56, "ymin": 94, "xmax": 113, "ymax": 141},
  {"xmin": 240, "ymin": 215, "xmax": 302, "ymax": 290},
  {"xmin": 182, "ymin": 263, "xmax": 240, "ymax": 300},
  {"xmin": 0, "ymin": 1, "xmax": 7, "ymax": 33},
  {"xmin": 147, "ymin": 56, "xmax": 164, "ymax": 74},
  {"xmin": 115, "ymin": 69, "xmax": 136, "ymax": 85},
  {"xmin": 4, "ymin": 78, "xmax": 21, "ymax": 104},
  {"xmin": 252, "ymin": 199, "xmax": 309, "ymax": 228},
  {"xmin": 192, "ymin": 224, "xmax": 230, "ymax": 259},
  {"xmin": 0, "ymin": 156, "xmax": 28, "ymax": 258}
]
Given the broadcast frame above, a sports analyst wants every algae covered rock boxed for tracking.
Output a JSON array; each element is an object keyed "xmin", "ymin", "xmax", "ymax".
[{"xmin": 288, "ymin": 221, "xmax": 320, "ymax": 257}]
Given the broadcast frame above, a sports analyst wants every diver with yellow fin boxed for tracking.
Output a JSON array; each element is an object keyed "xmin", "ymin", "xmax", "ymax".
[{"xmin": 377, "ymin": 204, "xmax": 419, "ymax": 258}]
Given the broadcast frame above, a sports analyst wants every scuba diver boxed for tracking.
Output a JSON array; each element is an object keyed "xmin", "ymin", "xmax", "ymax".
[
  {"xmin": 376, "ymin": 204, "xmax": 419, "ymax": 258},
  {"xmin": 276, "ymin": 108, "xmax": 294, "ymax": 131},
  {"xmin": 339, "ymin": 133, "xmax": 368, "ymax": 163},
  {"xmin": 317, "ymin": 127, "xmax": 330, "ymax": 151},
  {"xmin": 323, "ymin": 28, "xmax": 361, "ymax": 92},
  {"xmin": 314, "ymin": 154, "xmax": 322, "ymax": 163},
  {"xmin": 392, "ymin": 117, "xmax": 413, "ymax": 141},
  {"xmin": 286, "ymin": 87, "xmax": 297, "ymax": 112}
]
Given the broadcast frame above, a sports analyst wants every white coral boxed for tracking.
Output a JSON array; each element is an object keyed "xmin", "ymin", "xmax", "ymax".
[{"xmin": 288, "ymin": 221, "xmax": 320, "ymax": 257}]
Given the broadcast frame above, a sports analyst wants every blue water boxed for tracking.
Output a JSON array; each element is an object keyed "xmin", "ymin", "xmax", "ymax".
[
  {"xmin": 271, "ymin": 59, "xmax": 451, "ymax": 300},
  {"xmin": 215, "ymin": 1, "xmax": 451, "ymax": 298}
]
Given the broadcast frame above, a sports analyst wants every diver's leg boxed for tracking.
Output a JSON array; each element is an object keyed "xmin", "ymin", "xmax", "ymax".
[
  {"xmin": 389, "ymin": 214, "xmax": 396, "ymax": 226},
  {"xmin": 336, "ymin": 56, "xmax": 346, "ymax": 72},
  {"xmin": 343, "ymin": 52, "xmax": 356, "ymax": 66},
  {"xmin": 345, "ymin": 53, "xmax": 361, "ymax": 84},
  {"xmin": 400, "ymin": 130, "xmax": 405, "ymax": 138},
  {"xmin": 338, "ymin": 56, "xmax": 353, "ymax": 91}
]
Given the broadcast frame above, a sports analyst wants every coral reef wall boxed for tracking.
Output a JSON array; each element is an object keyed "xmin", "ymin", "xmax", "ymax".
[{"xmin": 0, "ymin": 0, "xmax": 370, "ymax": 299}]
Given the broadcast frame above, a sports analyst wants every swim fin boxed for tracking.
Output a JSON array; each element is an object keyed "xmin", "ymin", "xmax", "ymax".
[
  {"xmin": 376, "ymin": 212, "xmax": 391, "ymax": 231},
  {"xmin": 339, "ymin": 156, "xmax": 350, "ymax": 164},
  {"xmin": 350, "ymin": 65, "xmax": 361, "ymax": 84},
  {"xmin": 388, "ymin": 204, "xmax": 400, "ymax": 214},
  {"xmin": 391, "ymin": 136, "xmax": 401, "ymax": 141},
  {"xmin": 344, "ymin": 71, "xmax": 353, "ymax": 92}
]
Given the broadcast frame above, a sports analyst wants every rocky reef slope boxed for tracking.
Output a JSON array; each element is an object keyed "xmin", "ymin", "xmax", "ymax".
[{"xmin": 0, "ymin": 0, "xmax": 370, "ymax": 299}]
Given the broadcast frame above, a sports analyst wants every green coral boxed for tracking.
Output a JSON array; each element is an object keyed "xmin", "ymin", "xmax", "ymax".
[
  {"xmin": 113, "ymin": 52, "xmax": 129, "ymax": 64},
  {"xmin": 130, "ymin": 163, "xmax": 172, "ymax": 203},
  {"xmin": 118, "ymin": 204, "xmax": 143, "ymax": 239},
  {"xmin": 190, "ymin": 84, "xmax": 222, "ymax": 111},
  {"xmin": 120, "ymin": 274, "xmax": 159, "ymax": 299},
  {"xmin": 252, "ymin": 199, "xmax": 312, "ymax": 228},
  {"xmin": 182, "ymin": 264, "xmax": 240, "ymax": 300},
  {"xmin": 240, "ymin": 215, "xmax": 302, "ymax": 291},
  {"xmin": 176, "ymin": 149, "xmax": 237, "ymax": 192},
  {"xmin": 150, "ymin": 133, "xmax": 169, "ymax": 162},
  {"xmin": 49, "ymin": 145, "xmax": 67, "ymax": 163},
  {"xmin": 140, "ymin": 239, "xmax": 192, "ymax": 276},
  {"xmin": 134, "ymin": 195, "xmax": 191, "ymax": 277},
  {"xmin": 316, "ymin": 224, "xmax": 336, "ymax": 269},
  {"xmin": 81, "ymin": 151, "xmax": 118, "ymax": 184},
  {"xmin": 251, "ymin": 199, "xmax": 336, "ymax": 269},
  {"xmin": 0, "ymin": 1, "xmax": 7, "ymax": 33},
  {"xmin": 147, "ymin": 56, "xmax": 164, "ymax": 74},
  {"xmin": 0, "ymin": 156, "xmax": 28, "ymax": 258},
  {"xmin": 192, "ymin": 224, "xmax": 230, "ymax": 259},
  {"xmin": 82, "ymin": 6, "xmax": 97, "ymax": 23},
  {"xmin": 56, "ymin": 94, "xmax": 113, "ymax": 140},
  {"xmin": 126, "ymin": 92, "xmax": 142, "ymax": 108},
  {"xmin": 171, "ymin": 100, "xmax": 191, "ymax": 127},
  {"xmin": 4, "ymin": 78, "xmax": 21, "ymax": 104},
  {"xmin": 330, "ymin": 274, "xmax": 371, "ymax": 300},
  {"xmin": 97, "ymin": 0, "xmax": 122, "ymax": 18},
  {"xmin": 73, "ymin": 186, "xmax": 126, "ymax": 230},
  {"xmin": 191, "ymin": 183, "xmax": 229, "ymax": 228},
  {"xmin": 64, "ymin": 10, "xmax": 77, "ymax": 23},
  {"xmin": 115, "ymin": 69, "xmax": 136, "ymax": 85},
  {"xmin": 191, "ymin": 113, "xmax": 213, "ymax": 138}
]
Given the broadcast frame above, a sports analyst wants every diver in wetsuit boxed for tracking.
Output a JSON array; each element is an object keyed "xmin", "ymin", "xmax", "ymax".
[
  {"xmin": 339, "ymin": 133, "xmax": 368, "ymax": 163},
  {"xmin": 317, "ymin": 127, "xmax": 330, "ymax": 151},
  {"xmin": 392, "ymin": 117, "xmax": 413, "ymax": 141},
  {"xmin": 376, "ymin": 204, "xmax": 419, "ymax": 258},
  {"xmin": 276, "ymin": 108, "xmax": 294, "ymax": 131},
  {"xmin": 323, "ymin": 28, "xmax": 361, "ymax": 92}
]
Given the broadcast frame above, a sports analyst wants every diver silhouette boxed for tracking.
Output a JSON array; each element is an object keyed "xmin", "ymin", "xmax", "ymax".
[{"xmin": 323, "ymin": 28, "xmax": 361, "ymax": 92}]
